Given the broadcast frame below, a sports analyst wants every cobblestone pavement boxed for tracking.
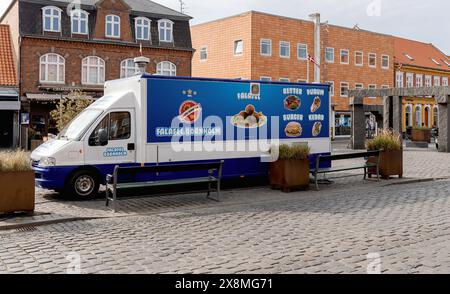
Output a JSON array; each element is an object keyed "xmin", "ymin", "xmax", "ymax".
[{"xmin": 1, "ymin": 178, "xmax": 450, "ymax": 274}]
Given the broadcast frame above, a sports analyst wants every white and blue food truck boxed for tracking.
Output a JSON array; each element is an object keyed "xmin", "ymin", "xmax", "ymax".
[{"xmin": 31, "ymin": 75, "xmax": 331, "ymax": 199}]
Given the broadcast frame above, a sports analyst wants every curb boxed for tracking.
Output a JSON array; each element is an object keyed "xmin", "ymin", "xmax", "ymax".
[{"xmin": 0, "ymin": 216, "xmax": 105, "ymax": 231}]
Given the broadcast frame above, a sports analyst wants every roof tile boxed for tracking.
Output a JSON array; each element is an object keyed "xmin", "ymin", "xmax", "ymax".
[{"xmin": 0, "ymin": 24, "xmax": 17, "ymax": 87}]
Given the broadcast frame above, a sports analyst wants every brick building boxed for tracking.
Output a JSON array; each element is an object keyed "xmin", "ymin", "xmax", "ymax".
[
  {"xmin": 191, "ymin": 11, "xmax": 395, "ymax": 137},
  {"xmin": 393, "ymin": 37, "xmax": 450, "ymax": 132},
  {"xmin": 0, "ymin": 24, "xmax": 19, "ymax": 148},
  {"xmin": 1, "ymin": 0, "xmax": 193, "ymax": 148}
]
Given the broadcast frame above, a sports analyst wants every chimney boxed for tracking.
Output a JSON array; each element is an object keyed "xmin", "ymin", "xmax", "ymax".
[
  {"xmin": 134, "ymin": 56, "xmax": 150, "ymax": 74},
  {"xmin": 309, "ymin": 13, "xmax": 321, "ymax": 83}
]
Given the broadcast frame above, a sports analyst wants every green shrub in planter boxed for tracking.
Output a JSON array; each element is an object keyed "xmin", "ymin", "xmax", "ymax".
[{"xmin": 366, "ymin": 129, "xmax": 403, "ymax": 179}]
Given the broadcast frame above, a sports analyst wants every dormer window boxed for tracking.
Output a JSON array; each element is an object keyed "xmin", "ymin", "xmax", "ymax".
[
  {"xmin": 106, "ymin": 15, "xmax": 120, "ymax": 38},
  {"xmin": 404, "ymin": 53, "xmax": 414, "ymax": 61},
  {"xmin": 71, "ymin": 10, "xmax": 89, "ymax": 35},
  {"xmin": 135, "ymin": 17, "xmax": 151, "ymax": 41},
  {"xmin": 431, "ymin": 58, "xmax": 441, "ymax": 66},
  {"xmin": 158, "ymin": 19, "xmax": 173, "ymax": 42},
  {"xmin": 42, "ymin": 6, "xmax": 62, "ymax": 32}
]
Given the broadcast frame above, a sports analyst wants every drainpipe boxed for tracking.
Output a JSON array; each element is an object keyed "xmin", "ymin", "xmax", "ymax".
[{"xmin": 309, "ymin": 13, "xmax": 321, "ymax": 83}]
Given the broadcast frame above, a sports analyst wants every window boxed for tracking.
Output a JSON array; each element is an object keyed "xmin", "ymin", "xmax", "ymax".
[
  {"xmin": 396, "ymin": 71, "xmax": 404, "ymax": 88},
  {"xmin": 355, "ymin": 51, "xmax": 363, "ymax": 66},
  {"xmin": 279, "ymin": 41, "xmax": 290, "ymax": 58},
  {"xmin": 82, "ymin": 56, "xmax": 105, "ymax": 85},
  {"xmin": 405, "ymin": 105, "xmax": 412, "ymax": 127},
  {"xmin": 279, "ymin": 78, "xmax": 290, "ymax": 82},
  {"xmin": 120, "ymin": 59, "xmax": 139, "ymax": 78},
  {"xmin": 414, "ymin": 105, "xmax": 422, "ymax": 127},
  {"xmin": 298, "ymin": 79, "xmax": 307, "ymax": 83},
  {"xmin": 71, "ymin": 9, "xmax": 88, "ymax": 35},
  {"xmin": 368, "ymin": 84, "xmax": 377, "ymax": 98},
  {"xmin": 326, "ymin": 81, "xmax": 334, "ymax": 96},
  {"xmin": 260, "ymin": 76, "xmax": 271, "ymax": 81},
  {"xmin": 381, "ymin": 85, "xmax": 389, "ymax": 89},
  {"xmin": 156, "ymin": 61, "xmax": 176, "ymax": 76},
  {"xmin": 234, "ymin": 40, "xmax": 243, "ymax": 55},
  {"xmin": 381, "ymin": 55, "xmax": 389, "ymax": 69},
  {"xmin": 325, "ymin": 47, "xmax": 334, "ymax": 63},
  {"xmin": 200, "ymin": 47, "xmax": 207, "ymax": 60},
  {"xmin": 443, "ymin": 77, "xmax": 449, "ymax": 86},
  {"xmin": 355, "ymin": 83, "xmax": 364, "ymax": 90},
  {"xmin": 434, "ymin": 76, "xmax": 441, "ymax": 86},
  {"xmin": 406, "ymin": 73, "xmax": 414, "ymax": 88},
  {"xmin": 158, "ymin": 19, "xmax": 173, "ymax": 42},
  {"xmin": 340, "ymin": 49, "xmax": 349, "ymax": 64},
  {"xmin": 431, "ymin": 58, "xmax": 441, "ymax": 66},
  {"xmin": 340, "ymin": 82, "xmax": 349, "ymax": 97},
  {"xmin": 40, "ymin": 53, "xmax": 65, "ymax": 83},
  {"xmin": 416, "ymin": 74, "xmax": 423, "ymax": 87},
  {"xmin": 260, "ymin": 39, "xmax": 272, "ymax": 56},
  {"xmin": 433, "ymin": 106, "xmax": 439, "ymax": 127},
  {"xmin": 425, "ymin": 75, "xmax": 432, "ymax": 87},
  {"xmin": 106, "ymin": 15, "xmax": 120, "ymax": 38},
  {"xmin": 42, "ymin": 6, "xmax": 62, "ymax": 32},
  {"xmin": 297, "ymin": 43, "xmax": 307, "ymax": 60},
  {"xmin": 368, "ymin": 53, "xmax": 376, "ymax": 68},
  {"xmin": 89, "ymin": 112, "xmax": 131, "ymax": 146},
  {"xmin": 404, "ymin": 53, "xmax": 414, "ymax": 61},
  {"xmin": 135, "ymin": 17, "xmax": 151, "ymax": 41}
]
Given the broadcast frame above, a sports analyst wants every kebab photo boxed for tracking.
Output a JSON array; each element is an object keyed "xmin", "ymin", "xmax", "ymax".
[{"xmin": 310, "ymin": 96, "xmax": 321, "ymax": 113}]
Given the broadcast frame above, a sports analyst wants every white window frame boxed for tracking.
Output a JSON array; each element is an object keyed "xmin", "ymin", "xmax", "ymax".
[
  {"xmin": 105, "ymin": 14, "xmax": 120, "ymax": 38},
  {"xmin": 406, "ymin": 73, "xmax": 414, "ymax": 88},
  {"xmin": 260, "ymin": 39, "xmax": 272, "ymax": 56},
  {"xmin": 396, "ymin": 71, "xmax": 404, "ymax": 88},
  {"xmin": 431, "ymin": 58, "xmax": 441, "ymax": 66},
  {"xmin": 199, "ymin": 46, "xmax": 207, "ymax": 61},
  {"xmin": 279, "ymin": 41, "xmax": 290, "ymax": 58},
  {"xmin": 354, "ymin": 51, "xmax": 363, "ymax": 66},
  {"xmin": 368, "ymin": 84, "xmax": 377, "ymax": 98},
  {"xmin": 42, "ymin": 6, "xmax": 62, "ymax": 33},
  {"xmin": 120, "ymin": 59, "xmax": 139, "ymax": 78},
  {"xmin": 368, "ymin": 53, "xmax": 377, "ymax": 68},
  {"xmin": 234, "ymin": 40, "xmax": 243, "ymax": 56},
  {"xmin": 425, "ymin": 75, "xmax": 432, "ymax": 87},
  {"xmin": 158, "ymin": 19, "xmax": 173, "ymax": 42},
  {"xmin": 39, "ymin": 53, "xmax": 65, "ymax": 84},
  {"xmin": 340, "ymin": 82, "xmax": 349, "ymax": 97},
  {"xmin": 434, "ymin": 76, "xmax": 441, "ymax": 86},
  {"xmin": 443, "ymin": 77, "xmax": 449, "ymax": 86},
  {"xmin": 82, "ymin": 56, "xmax": 105, "ymax": 85},
  {"xmin": 156, "ymin": 61, "xmax": 177, "ymax": 76},
  {"xmin": 326, "ymin": 81, "xmax": 334, "ymax": 96},
  {"xmin": 414, "ymin": 105, "xmax": 422, "ymax": 127},
  {"xmin": 298, "ymin": 79, "xmax": 307, "ymax": 83},
  {"xmin": 70, "ymin": 9, "xmax": 89, "ymax": 35},
  {"xmin": 297, "ymin": 43, "xmax": 307, "ymax": 60},
  {"xmin": 260, "ymin": 76, "xmax": 271, "ymax": 82},
  {"xmin": 405, "ymin": 104, "xmax": 413, "ymax": 127},
  {"xmin": 340, "ymin": 49, "xmax": 349, "ymax": 65},
  {"xmin": 381, "ymin": 85, "xmax": 389, "ymax": 89},
  {"xmin": 325, "ymin": 47, "xmax": 334, "ymax": 63},
  {"xmin": 381, "ymin": 55, "xmax": 389, "ymax": 69},
  {"xmin": 355, "ymin": 83, "xmax": 364, "ymax": 90},
  {"xmin": 279, "ymin": 78, "xmax": 290, "ymax": 82},
  {"xmin": 416, "ymin": 74, "xmax": 423, "ymax": 87},
  {"xmin": 135, "ymin": 17, "xmax": 151, "ymax": 41}
]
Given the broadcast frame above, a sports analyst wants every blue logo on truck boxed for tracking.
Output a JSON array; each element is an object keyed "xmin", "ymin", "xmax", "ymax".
[{"xmin": 103, "ymin": 147, "xmax": 128, "ymax": 157}]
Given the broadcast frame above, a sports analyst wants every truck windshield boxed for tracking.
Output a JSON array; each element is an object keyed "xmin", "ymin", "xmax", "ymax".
[{"xmin": 58, "ymin": 109, "xmax": 103, "ymax": 141}]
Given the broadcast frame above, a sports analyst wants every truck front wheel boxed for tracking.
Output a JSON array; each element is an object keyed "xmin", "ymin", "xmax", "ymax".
[{"xmin": 65, "ymin": 170, "xmax": 100, "ymax": 200}]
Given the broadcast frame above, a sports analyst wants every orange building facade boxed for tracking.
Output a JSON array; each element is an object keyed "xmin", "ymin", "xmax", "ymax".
[{"xmin": 192, "ymin": 11, "xmax": 395, "ymax": 137}]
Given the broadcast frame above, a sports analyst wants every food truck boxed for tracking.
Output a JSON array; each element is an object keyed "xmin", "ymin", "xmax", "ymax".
[{"xmin": 31, "ymin": 75, "xmax": 331, "ymax": 199}]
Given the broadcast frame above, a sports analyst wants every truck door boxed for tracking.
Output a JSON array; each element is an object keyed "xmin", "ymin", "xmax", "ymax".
[{"xmin": 84, "ymin": 109, "xmax": 136, "ymax": 166}]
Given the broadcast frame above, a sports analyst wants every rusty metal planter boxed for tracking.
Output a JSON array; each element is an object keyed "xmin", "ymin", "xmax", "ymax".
[
  {"xmin": 368, "ymin": 149, "xmax": 403, "ymax": 179},
  {"xmin": 0, "ymin": 171, "xmax": 35, "ymax": 214},
  {"xmin": 269, "ymin": 159, "xmax": 310, "ymax": 192},
  {"xmin": 411, "ymin": 129, "xmax": 431, "ymax": 142}
]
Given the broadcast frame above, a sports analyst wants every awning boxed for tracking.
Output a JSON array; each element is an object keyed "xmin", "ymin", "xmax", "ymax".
[
  {"xmin": 26, "ymin": 93, "xmax": 62, "ymax": 101},
  {"xmin": 0, "ymin": 100, "xmax": 20, "ymax": 110}
]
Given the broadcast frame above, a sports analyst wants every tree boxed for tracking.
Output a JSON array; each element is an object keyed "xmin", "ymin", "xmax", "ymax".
[{"xmin": 50, "ymin": 91, "xmax": 94, "ymax": 132}]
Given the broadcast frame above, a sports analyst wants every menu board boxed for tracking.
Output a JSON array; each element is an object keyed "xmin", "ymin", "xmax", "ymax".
[{"xmin": 146, "ymin": 77, "xmax": 329, "ymax": 143}]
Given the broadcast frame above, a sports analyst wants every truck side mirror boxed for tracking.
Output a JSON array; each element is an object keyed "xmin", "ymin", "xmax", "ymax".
[{"xmin": 98, "ymin": 129, "xmax": 108, "ymax": 146}]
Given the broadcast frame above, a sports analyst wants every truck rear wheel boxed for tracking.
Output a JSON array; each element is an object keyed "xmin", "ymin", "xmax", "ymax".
[{"xmin": 65, "ymin": 170, "xmax": 99, "ymax": 200}]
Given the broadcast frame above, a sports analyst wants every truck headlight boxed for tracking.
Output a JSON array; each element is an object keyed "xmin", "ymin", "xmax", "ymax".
[{"xmin": 39, "ymin": 157, "xmax": 56, "ymax": 167}]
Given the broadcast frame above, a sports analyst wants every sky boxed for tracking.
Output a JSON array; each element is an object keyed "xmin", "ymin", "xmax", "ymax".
[{"xmin": 1, "ymin": 0, "xmax": 449, "ymax": 53}]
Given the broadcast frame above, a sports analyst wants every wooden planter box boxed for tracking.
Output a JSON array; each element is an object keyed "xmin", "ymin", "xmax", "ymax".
[
  {"xmin": 368, "ymin": 149, "xmax": 403, "ymax": 179},
  {"xmin": 269, "ymin": 159, "xmax": 310, "ymax": 192},
  {"xmin": 0, "ymin": 171, "xmax": 35, "ymax": 214},
  {"xmin": 411, "ymin": 129, "xmax": 431, "ymax": 142}
]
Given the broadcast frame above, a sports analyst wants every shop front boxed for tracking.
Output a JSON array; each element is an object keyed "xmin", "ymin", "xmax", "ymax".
[{"xmin": 0, "ymin": 88, "xmax": 20, "ymax": 149}]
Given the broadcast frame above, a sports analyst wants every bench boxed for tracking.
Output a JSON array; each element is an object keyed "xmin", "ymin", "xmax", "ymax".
[
  {"xmin": 106, "ymin": 161, "xmax": 224, "ymax": 212},
  {"xmin": 310, "ymin": 150, "xmax": 381, "ymax": 190}
]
